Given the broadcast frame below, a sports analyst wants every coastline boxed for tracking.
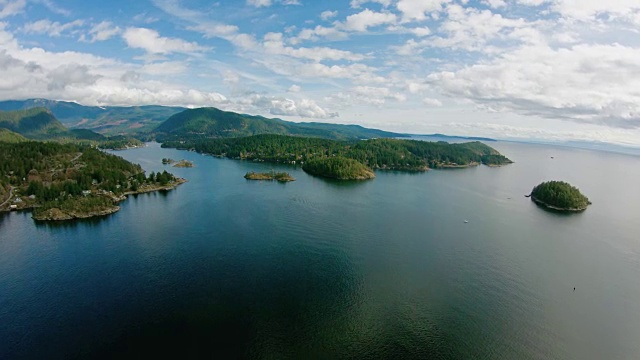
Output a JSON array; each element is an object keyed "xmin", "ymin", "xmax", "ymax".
[
  {"xmin": 530, "ymin": 195, "xmax": 588, "ymax": 212},
  {"xmin": 3, "ymin": 178, "xmax": 188, "ymax": 221}
]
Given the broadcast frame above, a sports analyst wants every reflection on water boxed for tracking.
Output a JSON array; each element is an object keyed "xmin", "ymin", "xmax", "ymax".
[{"xmin": 1, "ymin": 142, "xmax": 640, "ymax": 359}]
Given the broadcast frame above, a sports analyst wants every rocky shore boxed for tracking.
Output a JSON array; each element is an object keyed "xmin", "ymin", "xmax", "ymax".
[{"xmin": 30, "ymin": 178, "xmax": 188, "ymax": 221}]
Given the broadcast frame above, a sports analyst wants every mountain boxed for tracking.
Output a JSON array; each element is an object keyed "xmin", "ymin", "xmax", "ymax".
[
  {"xmin": 0, "ymin": 107, "xmax": 69, "ymax": 139},
  {"xmin": 0, "ymin": 107, "xmax": 105, "ymax": 141},
  {"xmin": 0, "ymin": 99, "xmax": 185, "ymax": 135},
  {"xmin": 156, "ymin": 107, "xmax": 407, "ymax": 140},
  {"xmin": 0, "ymin": 128, "xmax": 28, "ymax": 143}
]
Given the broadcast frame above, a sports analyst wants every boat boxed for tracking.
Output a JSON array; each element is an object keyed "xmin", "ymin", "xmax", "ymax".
[{"xmin": 464, "ymin": 220, "xmax": 469, "ymax": 223}]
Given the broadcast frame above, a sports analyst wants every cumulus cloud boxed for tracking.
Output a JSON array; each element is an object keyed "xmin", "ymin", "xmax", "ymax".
[
  {"xmin": 47, "ymin": 63, "xmax": 101, "ymax": 91},
  {"xmin": 428, "ymin": 43, "xmax": 640, "ymax": 128},
  {"xmin": 123, "ymin": 27, "xmax": 207, "ymax": 55},
  {"xmin": 343, "ymin": 9, "xmax": 397, "ymax": 32},
  {"xmin": 235, "ymin": 94, "xmax": 337, "ymax": 118},
  {"xmin": 396, "ymin": 0, "xmax": 451, "ymax": 21}
]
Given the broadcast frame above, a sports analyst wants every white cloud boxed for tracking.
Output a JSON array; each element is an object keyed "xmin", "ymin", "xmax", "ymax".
[
  {"xmin": 411, "ymin": 26, "xmax": 431, "ymax": 36},
  {"xmin": 350, "ymin": 0, "xmax": 392, "ymax": 9},
  {"xmin": 482, "ymin": 0, "xmax": 507, "ymax": 8},
  {"xmin": 123, "ymin": 27, "xmax": 207, "ymax": 55},
  {"xmin": 327, "ymin": 86, "xmax": 406, "ymax": 107},
  {"xmin": 426, "ymin": 5, "xmax": 532, "ymax": 51},
  {"xmin": 320, "ymin": 10, "xmax": 338, "ymax": 21},
  {"xmin": 288, "ymin": 84, "xmax": 301, "ymax": 92},
  {"xmin": 33, "ymin": 0, "xmax": 70, "ymax": 16},
  {"xmin": 396, "ymin": 0, "xmax": 451, "ymax": 21},
  {"xmin": 82, "ymin": 21, "xmax": 121, "ymax": 43},
  {"xmin": 428, "ymin": 43, "xmax": 640, "ymax": 128},
  {"xmin": 263, "ymin": 32, "xmax": 364, "ymax": 61},
  {"xmin": 22, "ymin": 19, "xmax": 84, "ymax": 37},
  {"xmin": 247, "ymin": 0, "xmax": 272, "ymax": 7},
  {"xmin": 0, "ymin": 0, "xmax": 25, "ymax": 18},
  {"xmin": 235, "ymin": 94, "xmax": 337, "ymax": 118},
  {"xmin": 422, "ymin": 97, "xmax": 443, "ymax": 106},
  {"xmin": 140, "ymin": 61, "xmax": 188, "ymax": 75},
  {"xmin": 291, "ymin": 25, "xmax": 347, "ymax": 44},
  {"xmin": 246, "ymin": 0, "xmax": 300, "ymax": 7},
  {"xmin": 343, "ymin": 9, "xmax": 397, "ymax": 32}
]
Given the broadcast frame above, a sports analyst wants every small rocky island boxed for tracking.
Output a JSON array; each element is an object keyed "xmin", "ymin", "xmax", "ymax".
[
  {"xmin": 302, "ymin": 156, "xmax": 375, "ymax": 180},
  {"xmin": 163, "ymin": 158, "xmax": 194, "ymax": 167},
  {"xmin": 173, "ymin": 160, "xmax": 194, "ymax": 168},
  {"xmin": 530, "ymin": 180, "xmax": 591, "ymax": 212},
  {"xmin": 244, "ymin": 171, "xmax": 295, "ymax": 182}
]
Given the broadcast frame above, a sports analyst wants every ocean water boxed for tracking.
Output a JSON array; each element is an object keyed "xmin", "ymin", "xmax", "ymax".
[{"xmin": 1, "ymin": 141, "xmax": 639, "ymax": 359}]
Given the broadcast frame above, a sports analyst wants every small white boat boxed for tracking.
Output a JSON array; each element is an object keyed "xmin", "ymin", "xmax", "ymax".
[{"xmin": 464, "ymin": 220, "xmax": 469, "ymax": 223}]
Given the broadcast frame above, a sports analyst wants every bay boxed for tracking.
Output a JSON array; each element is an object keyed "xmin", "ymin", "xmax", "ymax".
[{"xmin": 1, "ymin": 141, "xmax": 639, "ymax": 359}]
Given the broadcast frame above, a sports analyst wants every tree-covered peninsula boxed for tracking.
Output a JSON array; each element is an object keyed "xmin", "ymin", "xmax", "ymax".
[
  {"xmin": 162, "ymin": 134, "xmax": 512, "ymax": 176},
  {"xmin": 0, "ymin": 141, "xmax": 185, "ymax": 220},
  {"xmin": 530, "ymin": 181, "xmax": 591, "ymax": 211}
]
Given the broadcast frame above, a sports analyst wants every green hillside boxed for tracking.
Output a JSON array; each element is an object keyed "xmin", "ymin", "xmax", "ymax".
[
  {"xmin": 0, "ymin": 108, "xmax": 140, "ymax": 148},
  {"xmin": 0, "ymin": 107, "xmax": 69, "ymax": 139},
  {"xmin": 155, "ymin": 107, "xmax": 406, "ymax": 141},
  {"xmin": 0, "ymin": 128, "xmax": 28, "ymax": 143},
  {"xmin": 0, "ymin": 99, "xmax": 184, "ymax": 135}
]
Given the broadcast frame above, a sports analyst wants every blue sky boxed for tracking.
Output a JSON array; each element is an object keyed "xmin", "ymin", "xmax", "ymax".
[{"xmin": 1, "ymin": 0, "xmax": 640, "ymax": 145}]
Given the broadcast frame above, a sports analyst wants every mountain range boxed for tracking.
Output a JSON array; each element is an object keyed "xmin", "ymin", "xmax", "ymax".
[
  {"xmin": 0, "ymin": 99, "xmax": 184, "ymax": 135},
  {"xmin": 0, "ymin": 99, "xmax": 407, "ymax": 141}
]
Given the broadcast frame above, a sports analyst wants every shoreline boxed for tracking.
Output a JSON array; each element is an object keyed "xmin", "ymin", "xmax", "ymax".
[
  {"xmin": 3, "ymin": 178, "xmax": 188, "ymax": 221},
  {"xmin": 530, "ymin": 195, "xmax": 588, "ymax": 212}
]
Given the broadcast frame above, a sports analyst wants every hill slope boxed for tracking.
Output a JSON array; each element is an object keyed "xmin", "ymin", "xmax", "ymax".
[
  {"xmin": 0, "ymin": 107, "xmax": 69, "ymax": 139},
  {"xmin": 156, "ymin": 107, "xmax": 406, "ymax": 140},
  {"xmin": 0, "ymin": 128, "xmax": 28, "ymax": 143},
  {"xmin": 0, "ymin": 99, "xmax": 184, "ymax": 135},
  {"xmin": 0, "ymin": 108, "xmax": 134, "ymax": 146}
]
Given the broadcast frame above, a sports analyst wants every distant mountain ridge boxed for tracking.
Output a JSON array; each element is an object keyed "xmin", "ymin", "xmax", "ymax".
[
  {"xmin": 156, "ymin": 107, "xmax": 407, "ymax": 140},
  {"xmin": 0, "ymin": 99, "xmax": 184, "ymax": 135},
  {"xmin": 0, "ymin": 107, "xmax": 69, "ymax": 139},
  {"xmin": 0, "ymin": 107, "xmax": 105, "ymax": 141}
]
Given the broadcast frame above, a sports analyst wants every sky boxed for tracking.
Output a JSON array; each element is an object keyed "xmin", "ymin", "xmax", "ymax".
[{"xmin": 1, "ymin": 0, "xmax": 640, "ymax": 146}]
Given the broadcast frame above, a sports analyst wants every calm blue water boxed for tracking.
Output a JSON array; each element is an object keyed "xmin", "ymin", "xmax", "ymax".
[{"xmin": 1, "ymin": 141, "xmax": 640, "ymax": 359}]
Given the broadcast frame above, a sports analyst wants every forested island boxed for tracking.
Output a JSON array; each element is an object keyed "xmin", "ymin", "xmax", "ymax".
[
  {"xmin": 0, "ymin": 142, "xmax": 185, "ymax": 221},
  {"xmin": 302, "ymin": 157, "xmax": 375, "ymax": 180},
  {"xmin": 244, "ymin": 171, "xmax": 295, "ymax": 182},
  {"xmin": 162, "ymin": 134, "xmax": 511, "ymax": 180},
  {"xmin": 530, "ymin": 181, "xmax": 591, "ymax": 211}
]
